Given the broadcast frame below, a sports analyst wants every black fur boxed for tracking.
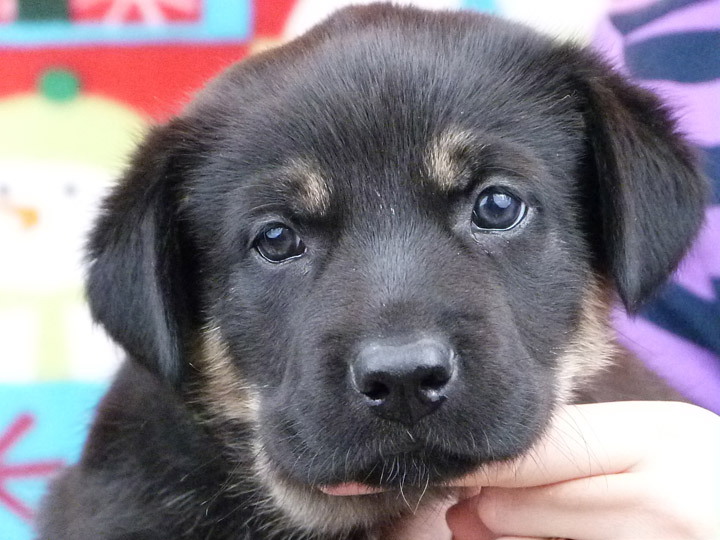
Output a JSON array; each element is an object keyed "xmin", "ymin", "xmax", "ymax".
[{"xmin": 38, "ymin": 5, "xmax": 707, "ymax": 539}]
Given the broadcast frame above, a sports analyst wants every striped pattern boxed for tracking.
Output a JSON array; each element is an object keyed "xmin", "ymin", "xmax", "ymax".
[{"xmin": 597, "ymin": 0, "xmax": 720, "ymax": 413}]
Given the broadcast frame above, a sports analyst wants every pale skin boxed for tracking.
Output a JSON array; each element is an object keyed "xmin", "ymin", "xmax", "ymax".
[{"xmin": 375, "ymin": 402, "xmax": 720, "ymax": 540}]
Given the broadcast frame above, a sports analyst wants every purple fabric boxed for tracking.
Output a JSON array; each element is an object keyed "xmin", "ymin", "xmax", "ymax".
[
  {"xmin": 626, "ymin": 0, "xmax": 720, "ymax": 43},
  {"xmin": 641, "ymin": 79, "xmax": 720, "ymax": 146},
  {"xmin": 595, "ymin": 0, "xmax": 720, "ymax": 414},
  {"xmin": 674, "ymin": 208, "xmax": 720, "ymax": 300},
  {"xmin": 613, "ymin": 309, "xmax": 720, "ymax": 412},
  {"xmin": 593, "ymin": 18, "xmax": 629, "ymax": 71}
]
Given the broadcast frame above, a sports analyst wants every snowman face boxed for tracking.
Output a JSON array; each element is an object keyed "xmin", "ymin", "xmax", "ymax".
[
  {"xmin": 0, "ymin": 159, "xmax": 113, "ymax": 291},
  {"xmin": 0, "ymin": 158, "xmax": 123, "ymax": 381},
  {"xmin": 0, "ymin": 87, "xmax": 146, "ymax": 381}
]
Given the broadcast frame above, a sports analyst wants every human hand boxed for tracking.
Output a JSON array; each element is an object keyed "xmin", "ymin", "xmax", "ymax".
[{"xmin": 445, "ymin": 401, "xmax": 720, "ymax": 540}]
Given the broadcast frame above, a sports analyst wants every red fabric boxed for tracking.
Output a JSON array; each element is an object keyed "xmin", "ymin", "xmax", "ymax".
[
  {"xmin": 0, "ymin": 44, "xmax": 248, "ymax": 119},
  {"xmin": 0, "ymin": 414, "xmax": 63, "ymax": 523},
  {"xmin": 69, "ymin": 0, "xmax": 203, "ymax": 23},
  {"xmin": 254, "ymin": 0, "xmax": 296, "ymax": 36}
]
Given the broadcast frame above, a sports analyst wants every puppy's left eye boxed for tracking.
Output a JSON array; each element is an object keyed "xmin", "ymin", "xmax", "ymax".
[
  {"xmin": 254, "ymin": 224, "xmax": 306, "ymax": 262},
  {"xmin": 472, "ymin": 187, "xmax": 527, "ymax": 231}
]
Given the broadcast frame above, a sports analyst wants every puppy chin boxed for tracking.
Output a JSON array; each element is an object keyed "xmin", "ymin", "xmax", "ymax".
[
  {"xmin": 345, "ymin": 450, "xmax": 480, "ymax": 488},
  {"xmin": 258, "ymin": 404, "xmax": 549, "ymax": 493},
  {"xmin": 252, "ymin": 440, "xmax": 454, "ymax": 536}
]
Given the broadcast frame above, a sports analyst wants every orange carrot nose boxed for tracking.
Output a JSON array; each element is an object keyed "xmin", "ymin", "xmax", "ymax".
[
  {"xmin": 1, "ymin": 203, "xmax": 40, "ymax": 229},
  {"xmin": 18, "ymin": 206, "xmax": 39, "ymax": 228}
]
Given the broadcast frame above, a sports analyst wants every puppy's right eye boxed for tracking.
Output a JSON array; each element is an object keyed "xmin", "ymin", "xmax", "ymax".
[
  {"xmin": 472, "ymin": 187, "xmax": 526, "ymax": 231},
  {"xmin": 254, "ymin": 224, "xmax": 306, "ymax": 263}
]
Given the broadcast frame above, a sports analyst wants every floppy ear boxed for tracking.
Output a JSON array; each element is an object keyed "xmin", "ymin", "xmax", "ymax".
[
  {"xmin": 86, "ymin": 122, "xmax": 196, "ymax": 385},
  {"xmin": 581, "ymin": 62, "xmax": 708, "ymax": 312}
]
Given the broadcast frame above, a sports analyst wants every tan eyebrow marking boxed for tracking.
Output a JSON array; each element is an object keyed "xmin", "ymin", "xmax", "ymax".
[
  {"xmin": 425, "ymin": 128, "xmax": 477, "ymax": 191},
  {"xmin": 282, "ymin": 158, "xmax": 331, "ymax": 216}
]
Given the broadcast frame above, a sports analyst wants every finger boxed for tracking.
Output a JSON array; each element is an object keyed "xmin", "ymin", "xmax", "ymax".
[
  {"xmin": 449, "ymin": 402, "xmax": 672, "ymax": 489},
  {"xmin": 448, "ymin": 495, "xmax": 543, "ymax": 540},
  {"xmin": 385, "ymin": 499, "xmax": 454, "ymax": 540},
  {"xmin": 446, "ymin": 496, "xmax": 494, "ymax": 540},
  {"xmin": 474, "ymin": 473, "xmax": 647, "ymax": 540}
]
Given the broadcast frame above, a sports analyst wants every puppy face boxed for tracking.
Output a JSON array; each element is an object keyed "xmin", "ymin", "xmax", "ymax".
[{"xmin": 85, "ymin": 4, "xmax": 707, "ymax": 535}]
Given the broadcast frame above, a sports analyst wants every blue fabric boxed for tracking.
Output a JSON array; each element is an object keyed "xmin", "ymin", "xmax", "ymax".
[
  {"xmin": 462, "ymin": 0, "xmax": 498, "ymax": 13},
  {"xmin": 0, "ymin": 0, "xmax": 250, "ymax": 47},
  {"xmin": 610, "ymin": 0, "xmax": 700, "ymax": 33},
  {"xmin": 0, "ymin": 384, "xmax": 106, "ymax": 540},
  {"xmin": 625, "ymin": 32, "xmax": 720, "ymax": 82}
]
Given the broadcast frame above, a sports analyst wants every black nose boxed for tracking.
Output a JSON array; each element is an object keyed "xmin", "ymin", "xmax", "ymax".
[{"xmin": 351, "ymin": 337, "xmax": 457, "ymax": 425}]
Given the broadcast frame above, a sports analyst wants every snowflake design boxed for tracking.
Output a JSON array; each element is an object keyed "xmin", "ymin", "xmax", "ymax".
[
  {"xmin": 0, "ymin": 414, "xmax": 64, "ymax": 522},
  {"xmin": 0, "ymin": 0, "xmax": 17, "ymax": 23},
  {"xmin": 70, "ymin": 0, "xmax": 201, "ymax": 24}
]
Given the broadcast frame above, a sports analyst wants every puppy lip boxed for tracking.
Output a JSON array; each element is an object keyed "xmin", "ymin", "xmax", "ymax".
[{"xmin": 318, "ymin": 482, "xmax": 386, "ymax": 496}]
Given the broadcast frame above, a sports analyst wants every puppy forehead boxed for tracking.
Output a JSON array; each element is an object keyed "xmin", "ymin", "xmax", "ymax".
[{"xmin": 189, "ymin": 14, "xmax": 588, "ymax": 225}]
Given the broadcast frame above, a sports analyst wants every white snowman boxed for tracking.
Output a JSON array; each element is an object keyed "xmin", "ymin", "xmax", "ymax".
[{"xmin": 0, "ymin": 69, "xmax": 147, "ymax": 382}]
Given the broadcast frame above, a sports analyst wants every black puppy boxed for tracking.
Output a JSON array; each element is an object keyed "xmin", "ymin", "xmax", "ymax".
[{"xmin": 38, "ymin": 4, "xmax": 707, "ymax": 539}]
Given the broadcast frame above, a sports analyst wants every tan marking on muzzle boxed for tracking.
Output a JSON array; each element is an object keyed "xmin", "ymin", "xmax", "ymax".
[
  {"xmin": 191, "ymin": 329, "xmax": 406, "ymax": 536},
  {"xmin": 425, "ymin": 128, "xmax": 476, "ymax": 191},
  {"xmin": 195, "ymin": 326, "xmax": 260, "ymax": 424},
  {"xmin": 195, "ymin": 330, "xmax": 443, "ymax": 535},
  {"xmin": 554, "ymin": 282, "xmax": 617, "ymax": 405}
]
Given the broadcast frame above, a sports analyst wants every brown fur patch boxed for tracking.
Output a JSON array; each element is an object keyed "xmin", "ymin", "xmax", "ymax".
[
  {"xmin": 193, "ymin": 326, "xmax": 260, "ymax": 424},
  {"xmin": 554, "ymin": 281, "xmax": 617, "ymax": 404},
  {"xmin": 425, "ymin": 128, "xmax": 477, "ymax": 191},
  {"xmin": 282, "ymin": 158, "xmax": 331, "ymax": 216}
]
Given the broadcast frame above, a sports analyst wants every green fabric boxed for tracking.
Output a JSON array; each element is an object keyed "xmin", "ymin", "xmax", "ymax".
[{"xmin": 18, "ymin": 0, "xmax": 68, "ymax": 21}]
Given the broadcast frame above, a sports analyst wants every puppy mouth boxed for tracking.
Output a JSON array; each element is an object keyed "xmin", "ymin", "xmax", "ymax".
[
  {"xmin": 262, "ymin": 400, "xmax": 546, "ymax": 494},
  {"xmin": 311, "ymin": 448, "xmax": 479, "ymax": 502},
  {"xmin": 319, "ymin": 482, "xmax": 386, "ymax": 496},
  {"xmin": 311, "ymin": 446, "xmax": 480, "ymax": 492}
]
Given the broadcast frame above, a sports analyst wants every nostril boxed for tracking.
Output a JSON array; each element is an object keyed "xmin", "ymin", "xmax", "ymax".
[
  {"xmin": 419, "ymin": 367, "xmax": 451, "ymax": 392},
  {"xmin": 362, "ymin": 380, "xmax": 390, "ymax": 401}
]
